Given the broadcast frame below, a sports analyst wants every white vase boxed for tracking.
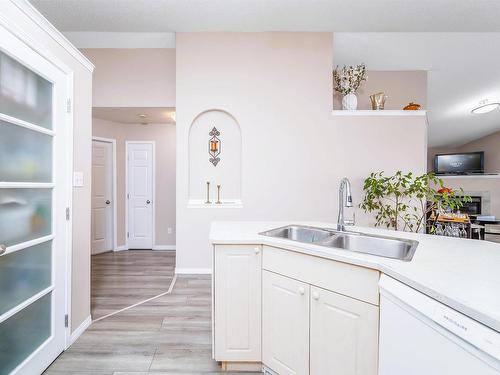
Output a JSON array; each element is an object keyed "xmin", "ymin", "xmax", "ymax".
[{"xmin": 342, "ymin": 93, "xmax": 358, "ymax": 110}]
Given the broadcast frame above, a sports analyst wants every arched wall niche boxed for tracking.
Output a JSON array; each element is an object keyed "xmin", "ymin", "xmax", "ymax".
[{"xmin": 188, "ymin": 109, "xmax": 242, "ymax": 207}]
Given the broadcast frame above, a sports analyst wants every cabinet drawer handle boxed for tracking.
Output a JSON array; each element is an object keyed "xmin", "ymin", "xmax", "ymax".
[
  {"xmin": 312, "ymin": 291, "xmax": 320, "ymax": 300},
  {"xmin": 298, "ymin": 287, "xmax": 305, "ymax": 295},
  {"xmin": 254, "ymin": 247, "xmax": 260, "ymax": 254}
]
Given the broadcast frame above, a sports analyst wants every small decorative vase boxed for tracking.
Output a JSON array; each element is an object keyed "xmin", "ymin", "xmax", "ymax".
[{"xmin": 342, "ymin": 93, "xmax": 358, "ymax": 110}]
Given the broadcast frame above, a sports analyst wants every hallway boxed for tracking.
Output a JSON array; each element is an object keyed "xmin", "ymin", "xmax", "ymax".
[
  {"xmin": 44, "ymin": 251, "xmax": 257, "ymax": 374},
  {"xmin": 91, "ymin": 250, "xmax": 175, "ymax": 320}
]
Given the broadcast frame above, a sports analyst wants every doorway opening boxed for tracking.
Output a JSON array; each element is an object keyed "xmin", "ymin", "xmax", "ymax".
[{"xmin": 90, "ymin": 107, "xmax": 176, "ymax": 320}]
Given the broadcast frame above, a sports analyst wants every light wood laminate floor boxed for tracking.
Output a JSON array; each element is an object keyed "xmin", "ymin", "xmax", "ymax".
[
  {"xmin": 44, "ymin": 250, "xmax": 261, "ymax": 374},
  {"xmin": 91, "ymin": 250, "xmax": 175, "ymax": 320}
]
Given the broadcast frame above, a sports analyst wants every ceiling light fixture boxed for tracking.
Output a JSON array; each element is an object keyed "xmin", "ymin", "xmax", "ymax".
[
  {"xmin": 138, "ymin": 113, "xmax": 148, "ymax": 125},
  {"xmin": 471, "ymin": 99, "xmax": 500, "ymax": 114}
]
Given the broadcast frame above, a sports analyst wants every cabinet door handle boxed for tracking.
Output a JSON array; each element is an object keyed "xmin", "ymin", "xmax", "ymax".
[
  {"xmin": 298, "ymin": 287, "xmax": 305, "ymax": 295},
  {"xmin": 254, "ymin": 247, "xmax": 260, "ymax": 254},
  {"xmin": 312, "ymin": 291, "xmax": 320, "ymax": 300}
]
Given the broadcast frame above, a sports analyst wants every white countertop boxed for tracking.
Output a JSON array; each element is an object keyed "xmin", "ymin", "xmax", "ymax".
[{"xmin": 210, "ymin": 221, "xmax": 500, "ymax": 333}]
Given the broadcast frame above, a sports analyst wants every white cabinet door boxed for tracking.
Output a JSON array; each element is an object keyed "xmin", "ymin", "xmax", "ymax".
[
  {"xmin": 310, "ymin": 286, "xmax": 379, "ymax": 375},
  {"xmin": 126, "ymin": 142, "xmax": 154, "ymax": 249},
  {"xmin": 214, "ymin": 245, "xmax": 262, "ymax": 361},
  {"xmin": 91, "ymin": 140, "xmax": 113, "ymax": 254},
  {"xmin": 263, "ymin": 271, "xmax": 309, "ymax": 375}
]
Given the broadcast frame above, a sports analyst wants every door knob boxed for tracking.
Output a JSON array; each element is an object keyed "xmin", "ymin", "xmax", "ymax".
[
  {"xmin": 146, "ymin": 200, "xmax": 151, "ymax": 204},
  {"xmin": 0, "ymin": 244, "xmax": 6, "ymax": 256},
  {"xmin": 105, "ymin": 200, "xmax": 111, "ymax": 205}
]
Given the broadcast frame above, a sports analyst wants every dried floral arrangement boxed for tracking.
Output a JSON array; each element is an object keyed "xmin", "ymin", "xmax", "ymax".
[{"xmin": 333, "ymin": 64, "xmax": 367, "ymax": 95}]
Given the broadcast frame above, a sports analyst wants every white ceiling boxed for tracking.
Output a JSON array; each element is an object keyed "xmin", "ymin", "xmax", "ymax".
[
  {"xmin": 30, "ymin": 0, "xmax": 500, "ymax": 32},
  {"xmin": 93, "ymin": 107, "xmax": 176, "ymax": 125},
  {"xmin": 334, "ymin": 33, "xmax": 500, "ymax": 147}
]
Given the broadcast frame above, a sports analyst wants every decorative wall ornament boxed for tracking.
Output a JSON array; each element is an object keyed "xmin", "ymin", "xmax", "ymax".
[{"xmin": 209, "ymin": 126, "xmax": 221, "ymax": 166}]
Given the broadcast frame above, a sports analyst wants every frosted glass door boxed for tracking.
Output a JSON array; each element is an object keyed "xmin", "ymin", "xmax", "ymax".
[{"xmin": 0, "ymin": 22, "xmax": 69, "ymax": 375}]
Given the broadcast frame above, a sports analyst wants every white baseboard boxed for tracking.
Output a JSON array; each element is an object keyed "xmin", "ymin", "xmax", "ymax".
[
  {"xmin": 69, "ymin": 315, "xmax": 91, "ymax": 346},
  {"xmin": 175, "ymin": 267, "xmax": 212, "ymax": 275},
  {"xmin": 152, "ymin": 245, "xmax": 176, "ymax": 251},
  {"xmin": 114, "ymin": 245, "xmax": 128, "ymax": 252}
]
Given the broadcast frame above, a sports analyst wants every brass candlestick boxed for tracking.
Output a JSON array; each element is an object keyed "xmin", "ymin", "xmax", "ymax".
[
  {"xmin": 216, "ymin": 184, "xmax": 222, "ymax": 204},
  {"xmin": 205, "ymin": 181, "xmax": 211, "ymax": 204}
]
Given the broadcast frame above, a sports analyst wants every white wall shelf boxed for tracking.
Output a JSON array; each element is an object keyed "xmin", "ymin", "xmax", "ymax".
[
  {"xmin": 438, "ymin": 174, "xmax": 500, "ymax": 180},
  {"xmin": 332, "ymin": 110, "xmax": 427, "ymax": 117}
]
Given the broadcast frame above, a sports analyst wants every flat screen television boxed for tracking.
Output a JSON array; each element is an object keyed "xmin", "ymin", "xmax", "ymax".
[{"xmin": 434, "ymin": 152, "xmax": 484, "ymax": 175}]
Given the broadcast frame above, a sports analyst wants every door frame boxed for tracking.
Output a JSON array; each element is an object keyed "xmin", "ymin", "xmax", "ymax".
[
  {"xmin": 92, "ymin": 136, "xmax": 117, "ymax": 253},
  {"xmin": 125, "ymin": 141, "xmax": 156, "ymax": 250},
  {"xmin": 0, "ymin": 7, "xmax": 75, "ymax": 360}
]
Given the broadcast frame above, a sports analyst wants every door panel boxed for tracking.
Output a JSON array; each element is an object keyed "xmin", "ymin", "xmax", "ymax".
[
  {"xmin": 0, "ymin": 50, "xmax": 53, "ymax": 129},
  {"xmin": 0, "ymin": 293, "xmax": 52, "ymax": 375},
  {"xmin": 91, "ymin": 140, "xmax": 113, "ymax": 254},
  {"xmin": 0, "ymin": 241, "xmax": 51, "ymax": 315},
  {"xmin": 0, "ymin": 188, "xmax": 52, "ymax": 247},
  {"xmin": 262, "ymin": 270, "xmax": 309, "ymax": 375},
  {"xmin": 127, "ymin": 142, "xmax": 153, "ymax": 249},
  {"xmin": 310, "ymin": 286, "xmax": 379, "ymax": 375},
  {"xmin": 214, "ymin": 245, "xmax": 262, "ymax": 361},
  {"xmin": 0, "ymin": 120, "xmax": 52, "ymax": 182},
  {"xmin": 0, "ymin": 26, "xmax": 69, "ymax": 375}
]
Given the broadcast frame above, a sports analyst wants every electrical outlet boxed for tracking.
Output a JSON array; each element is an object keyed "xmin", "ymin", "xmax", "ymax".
[{"xmin": 167, "ymin": 227, "xmax": 173, "ymax": 234}]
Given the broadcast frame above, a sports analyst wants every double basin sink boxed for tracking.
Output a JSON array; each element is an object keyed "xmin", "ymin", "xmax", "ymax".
[{"xmin": 259, "ymin": 225, "xmax": 418, "ymax": 261}]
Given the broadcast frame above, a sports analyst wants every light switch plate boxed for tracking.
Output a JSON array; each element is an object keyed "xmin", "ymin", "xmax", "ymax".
[{"xmin": 73, "ymin": 172, "xmax": 84, "ymax": 187}]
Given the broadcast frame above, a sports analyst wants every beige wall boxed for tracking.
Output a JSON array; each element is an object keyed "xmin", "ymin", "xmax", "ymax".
[
  {"xmin": 334, "ymin": 70, "xmax": 427, "ymax": 110},
  {"xmin": 176, "ymin": 32, "xmax": 427, "ymax": 272},
  {"xmin": 93, "ymin": 118, "xmax": 176, "ymax": 247},
  {"xmin": 3, "ymin": 3, "xmax": 93, "ymax": 332},
  {"xmin": 81, "ymin": 48, "xmax": 176, "ymax": 107}
]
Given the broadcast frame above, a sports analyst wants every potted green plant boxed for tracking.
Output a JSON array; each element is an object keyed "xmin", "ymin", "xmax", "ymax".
[{"xmin": 360, "ymin": 171, "xmax": 471, "ymax": 232}]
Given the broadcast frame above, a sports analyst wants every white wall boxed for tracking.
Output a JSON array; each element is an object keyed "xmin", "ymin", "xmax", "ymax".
[
  {"xmin": 2, "ymin": 2, "xmax": 93, "ymax": 332},
  {"xmin": 176, "ymin": 32, "xmax": 427, "ymax": 273},
  {"xmin": 81, "ymin": 48, "xmax": 176, "ymax": 107},
  {"xmin": 93, "ymin": 118, "xmax": 176, "ymax": 248}
]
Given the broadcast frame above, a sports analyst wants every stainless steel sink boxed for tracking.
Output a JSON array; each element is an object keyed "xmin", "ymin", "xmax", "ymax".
[
  {"xmin": 318, "ymin": 232, "xmax": 418, "ymax": 261},
  {"xmin": 259, "ymin": 225, "xmax": 418, "ymax": 261},
  {"xmin": 259, "ymin": 225, "xmax": 335, "ymax": 243}
]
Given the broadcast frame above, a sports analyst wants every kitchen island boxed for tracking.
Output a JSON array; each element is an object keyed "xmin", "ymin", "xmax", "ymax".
[{"xmin": 210, "ymin": 221, "xmax": 500, "ymax": 373}]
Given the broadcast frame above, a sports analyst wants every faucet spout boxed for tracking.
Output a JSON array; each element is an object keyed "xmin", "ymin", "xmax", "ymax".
[{"xmin": 337, "ymin": 177, "xmax": 354, "ymax": 230}]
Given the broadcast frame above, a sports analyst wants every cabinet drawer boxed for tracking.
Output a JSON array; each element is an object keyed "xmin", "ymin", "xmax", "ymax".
[{"xmin": 262, "ymin": 245, "xmax": 380, "ymax": 305}]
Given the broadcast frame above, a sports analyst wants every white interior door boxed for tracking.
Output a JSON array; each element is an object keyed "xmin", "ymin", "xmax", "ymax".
[
  {"xmin": 91, "ymin": 140, "xmax": 113, "ymax": 254},
  {"xmin": 127, "ymin": 142, "xmax": 154, "ymax": 249},
  {"xmin": 0, "ymin": 23, "xmax": 69, "ymax": 375}
]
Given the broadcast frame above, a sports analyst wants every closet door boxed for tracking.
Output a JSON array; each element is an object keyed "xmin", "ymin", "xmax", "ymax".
[{"xmin": 0, "ymin": 22, "xmax": 70, "ymax": 375}]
